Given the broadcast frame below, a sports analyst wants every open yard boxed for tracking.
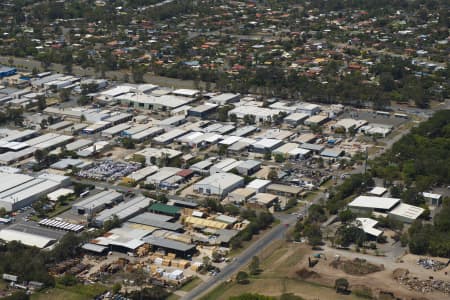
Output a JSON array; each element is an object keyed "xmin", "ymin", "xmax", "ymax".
[
  {"xmin": 201, "ymin": 241, "xmax": 368, "ymax": 300},
  {"xmin": 31, "ymin": 284, "xmax": 107, "ymax": 300}
]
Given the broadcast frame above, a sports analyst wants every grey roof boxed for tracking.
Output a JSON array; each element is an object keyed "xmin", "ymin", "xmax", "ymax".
[
  {"xmin": 143, "ymin": 236, "xmax": 195, "ymax": 252},
  {"xmin": 128, "ymin": 214, "xmax": 182, "ymax": 231},
  {"xmin": 299, "ymin": 143, "xmax": 325, "ymax": 152},
  {"xmin": 74, "ymin": 190, "xmax": 123, "ymax": 210},
  {"xmin": 237, "ymin": 159, "xmax": 261, "ymax": 170},
  {"xmin": 320, "ymin": 148, "xmax": 344, "ymax": 158}
]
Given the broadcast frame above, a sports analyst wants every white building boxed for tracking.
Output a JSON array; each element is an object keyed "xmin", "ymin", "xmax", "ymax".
[{"xmin": 194, "ymin": 173, "xmax": 244, "ymax": 197}]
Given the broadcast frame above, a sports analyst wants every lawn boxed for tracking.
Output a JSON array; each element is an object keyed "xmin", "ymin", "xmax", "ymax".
[
  {"xmin": 31, "ymin": 284, "xmax": 107, "ymax": 300},
  {"xmin": 180, "ymin": 276, "xmax": 202, "ymax": 292},
  {"xmin": 202, "ymin": 242, "xmax": 368, "ymax": 300}
]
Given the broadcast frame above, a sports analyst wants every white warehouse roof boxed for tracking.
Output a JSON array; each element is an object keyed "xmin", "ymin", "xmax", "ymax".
[
  {"xmin": 0, "ymin": 229, "xmax": 56, "ymax": 248},
  {"xmin": 348, "ymin": 196, "xmax": 400, "ymax": 210}
]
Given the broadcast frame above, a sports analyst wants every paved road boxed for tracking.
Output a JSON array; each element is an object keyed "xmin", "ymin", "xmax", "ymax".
[
  {"xmin": 0, "ymin": 55, "xmax": 212, "ymax": 90},
  {"xmin": 181, "ymin": 192, "xmax": 324, "ymax": 300}
]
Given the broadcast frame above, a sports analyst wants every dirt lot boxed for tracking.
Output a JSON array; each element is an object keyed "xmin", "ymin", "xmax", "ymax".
[{"xmin": 203, "ymin": 240, "xmax": 450, "ymax": 300}]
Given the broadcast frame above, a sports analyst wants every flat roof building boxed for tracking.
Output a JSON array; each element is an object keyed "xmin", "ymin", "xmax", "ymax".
[
  {"xmin": 388, "ymin": 203, "xmax": 424, "ymax": 223},
  {"xmin": 194, "ymin": 173, "xmax": 244, "ymax": 197},
  {"xmin": 348, "ymin": 196, "xmax": 400, "ymax": 214},
  {"xmin": 72, "ymin": 190, "xmax": 123, "ymax": 215}
]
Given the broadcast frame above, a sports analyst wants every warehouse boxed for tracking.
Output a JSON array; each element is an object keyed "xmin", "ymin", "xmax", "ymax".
[
  {"xmin": 209, "ymin": 158, "xmax": 238, "ymax": 174},
  {"xmin": 146, "ymin": 167, "xmax": 182, "ymax": 186},
  {"xmin": 0, "ymin": 147, "xmax": 36, "ymax": 165},
  {"xmin": 252, "ymin": 138, "xmax": 283, "ymax": 153},
  {"xmin": 149, "ymin": 203, "xmax": 181, "ymax": 217},
  {"xmin": 47, "ymin": 121, "xmax": 73, "ymax": 131},
  {"xmin": 172, "ymin": 88, "xmax": 200, "ymax": 97},
  {"xmin": 235, "ymin": 160, "xmax": 261, "ymax": 176},
  {"xmin": 133, "ymin": 147, "xmax": 182, "ymax": 165},
  {"xmin": 0, "ymin": 172, "xmax": 66, "ymax": 211},
  {"xmin": 266, "ymin": 184, "xmax": 302, "ymax": 198},
  {"xmin": 247, "ymin": 193, "xmax": 279, "ymax": 209},
  {"xmin": 158, "ymin": 115, "xmax": 187, "ymax": 128},
  {"xmin": 83, "ymin": 121, "xmax": 111, "ymax": 134},
  {"xmin": 128, "ymin": 212, "xmax": 183, "ymax": 232},
  {"xmin": 208, "ymin": 93, "xmax": 240, "ymax": 105},
  {"xmin": 230, "ymin": 125, "xmax": 257, "ymax": 137},
  {"xmin": 228, "ymin": 106, "xmax": 281, "ymax": 124},
  {"xmin": 104, "ymin": 112, "xmax": 133, "ymax": 125},
  {"xmin": 422, "ymin": 192, "xmax": 442, "ymax": 206},
  {"xmin": 333, "ymin": 118, "xmax": 368, "ymax": 132},
  {"xmin": 194, "ymin": 173, "xmax": 244, "ymax": 197},
  {"xmin": 101, "ymin": 123, "xmax": 131, "ymax": 138},
  {"xmin": 0, "ymin": 129, "xmax": 37, "ymax": 142},
  {"xmin": 296, "ymin": 103, "xmax": 321, "ymax": 116},
  {"xmin": 122, "ymin": 124, "xmax": 153, "ymax": 137},
  {"xmin": 188, "ymin": 104, "xmax": 218, "ymax": 118},
  {"xmin": 0, "ymin": 229, "xmax": 55, "ymax": 248},
  {"xmin": 93, "ymin": 226, "xmax": 149, "ymax": 253},
  {"xmin": 190, "ymin": 159, "xmax": 213, "ymax": 175},
  {"xmin": 0, "ymin": 66, "xmax": 17, "ymax": 78},
  {"xmin": 93, "ymin": 196, "xmax": 151, "ymax": 227},
  {"xmin": 64, "ymin": 139, "xmax": 94, "ymax": 151},
  {"xmin": 388, "ymin": 203, "xmax": 424, "ymax": 223},
  {"xmin": 72, "ymin": 190, "xmax": 123, "ymax": 215},
  {"xmin": 299, "ymin": 143, "xmax": 324, "ymax": 154},
  {"xmin": 124, "ymin": 165, "xmax": 159, "ymax": 183},
  {"xmin": 283, "ymin": 112, "xmax": 309, "ymax": 127},
  {"xmin": 355, "ymin": 218, "xmax": 383, "ymax": 238},
  {"xmin": 227, "ymin": 188, "xmax": 256, "ymax": 203},
  {"xmin": 320, "ymin": 148, "xmax": 344, "ymax": 158},
  {"xmin": 131, "ymin": 127, "xmax": 164, "ymax": 142},
  {"xmin": 246, "ymin": 179, "xmax": 271, "ymax": 193},
  {"xmin": 118, "ymin": 93, "xmax": 193, "ymax": 111},
  {"xmin": 304, "ymin": 115, "xmax": 329, "ymax": 126},
  {"xmin": 153, "ymin": 128, "xmax": 187, "ymax": 144},
  {"xmin": 348, "ymin": 196, "xmax": 400, "ymax": 215},
  {"xmin": 142, "ymin": 235, "xmax": 196, "ymax": 258}
]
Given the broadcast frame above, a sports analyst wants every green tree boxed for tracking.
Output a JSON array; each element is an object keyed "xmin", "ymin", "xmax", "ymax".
[
  {"xmin": 249, "ymin": 256, "xmax": 260, "ymax": 275},
  {"xmin": 267, "ymin": 168, "xmax": 278, "ymax": 181},
  {"xmin": 335, "ymin": 278, "xmax": 349, "ymax": 293},
  {"xmin": 236, "ymin": 271, "xmax": 249, "ymax": 284}
]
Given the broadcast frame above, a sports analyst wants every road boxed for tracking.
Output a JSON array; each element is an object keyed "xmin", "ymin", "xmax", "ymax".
[
  {"xmin": 181, "ymin": 192, "xmax": 324, "ymax": 300},
  {"xmin": 0, "ymin": 55, "xmax": 212, "ymax": 90}
]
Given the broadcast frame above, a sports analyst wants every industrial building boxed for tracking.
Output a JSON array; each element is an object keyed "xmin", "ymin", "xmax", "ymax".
[
  {"xmin": 348, "ymin": 196, "xmax": 401, "ymax": 214},
  {"xmin": 72, "ymin": 190, "xmax": 123, "ymax": 215},
  {"xmin": 93, "ymin": 196, "xmax": 151, "ymax": 227},
  {"xmin": 208, "ymin": 93, "xmax": 240, "ymax": 105},
  {"xmin": 0, "ymin": 66, "xmax": 17, "ymax": 78},
  {"xmin": 388, "ymin": 203, "xmax": 424, "ymax": 223},
  {"xmin": 128, "ymin": 212, "xmax": 183, "ymax": 232},
  {"xmin": 0, "ymin": 229, "xmax": 56, "ymax": 248},
  {"xmin": 193, "ymin": 173, "xmax": 244, "ymax": 197},
  {"xmin": 0, "ymin": 172, "xmax": 68, "ymax": 211}
]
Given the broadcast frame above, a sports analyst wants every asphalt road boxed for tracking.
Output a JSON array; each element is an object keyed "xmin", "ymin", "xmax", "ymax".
[
  {"xmin": 0, "ymin": 55, "xmax": 212, "ymax": 90},
  {"xmin": 180, "ymin": 193, "xmax": 323, "ymax": 300}
]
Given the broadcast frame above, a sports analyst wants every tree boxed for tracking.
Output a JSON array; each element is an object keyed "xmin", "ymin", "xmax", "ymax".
[
  {"xmin": 338, "ymin": 209, "xmax": 355, "ymax": 224},
  {"xmin": 304, "ymin": 223, "xmax": 322, "ymax": 247},
  {"xmin": 267, "ymin": 168, "xmax": 278, "ymax": 181},
  {"xmin": 121, "ymin": 137, "xmax": 135, "ymax": 149},
  {"xmin": 36, "ymin": 95, "xmax": 46, "ymax": 111},
  {"xmin": 112, "ymin": 283, "xmax": 122, "ymax": 294},
  {"xmin": 236, "ymin": 271, "xmax": 249, "ymax": 284},
  {"xmin": 249, "ymin": 256, "xmax": 260, "ymax": 275},
  {"xmin": 34, "ymin": 149, "xmax": 48, "ymax": 164},
  {"xmin": 59, "ymin": 89, "xmax": 71, "ymax": 102},
  {"xmin": 335, "ymin": 278, "xmax": 349, "ymax": 293},
  {"xmin": 274, "ymin": 153, "xmax": 285, "ymax": 163},
  {"xmin": 212, "ymin": 251, "xmax": 222, "ymax": 263}
]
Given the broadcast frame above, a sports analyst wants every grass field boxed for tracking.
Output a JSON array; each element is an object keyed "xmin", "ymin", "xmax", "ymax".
[
  {"xmin": 201, "ymin": 242, "xmax": 367, "ymax": 300},
  {"xmin": 31, "ymin": 284, "xmax": 107, "ymax": 300},
  {"xmin": 180, "ymin": 276, "xmax": 202, "ymax": 292}
]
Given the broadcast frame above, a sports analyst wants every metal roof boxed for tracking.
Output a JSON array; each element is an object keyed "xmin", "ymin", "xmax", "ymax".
[
  {"xmin": 349, "ymin": 196, "xmax": 400, "ymax": 210},
  {"xmin": 143, "ymin": 236, "xmax": 195, "ymax": 252},
  {"xmin": 149, "ymin": 203, "xmax": 181, "ymax": 215},
  {"xmin": 0, "ymin": 229, "xmax": 55, "ymax": 248}
]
